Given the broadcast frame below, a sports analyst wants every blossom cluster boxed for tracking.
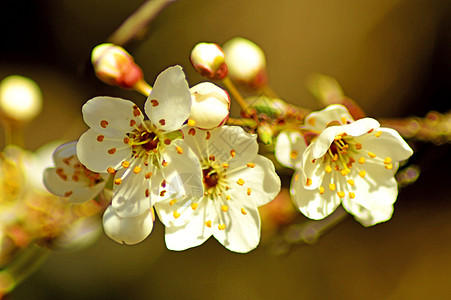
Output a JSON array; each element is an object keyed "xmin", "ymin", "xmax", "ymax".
[{"xmin": 42, "ymin": 38, "xmax": 413, "ymax": 254}]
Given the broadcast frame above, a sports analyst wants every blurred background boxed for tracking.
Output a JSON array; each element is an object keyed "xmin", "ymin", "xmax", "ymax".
[{"xmin": 1, "ymin": 0, "xmax": 450, "ymax": 299}]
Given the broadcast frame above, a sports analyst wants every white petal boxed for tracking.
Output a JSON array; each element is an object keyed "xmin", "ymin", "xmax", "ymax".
[
  {"xmin": 228, "ymin": 155, "xmax": 281, "ymax": 207},
  {"xmin": 213, "ymin": 202, "xmax": 261, "ymax": 253},
  {"xmin": 145, "ymin": 66, "xmax": 191, "ymax": 132},
  {"xmin": 77, "ymin": 129, "xmax": 130, "ymax": 173},
  {"xmin": 312, "ymin": 118, "xmax": 380, "ymax": 158},
  {"xmin": 304, "ymin": 104, "xmax": 353, "ymax": 131},
  {"xmin": 300, "ymin": 143, "xmax": 324, "ymax": 190},
  {"xmin": 182, "ymin": 125, "xmax": 259, "ymax": 168},
  {"xmin": 162, "ymin": 198, "xmax": 216, "ymax": 251},
  {"xmin": 82, "ymin": 96, "xmax": 145, "ymax": 137},
  {"xmin": 43, "ymin": 168, "xmax": 106, "ymax": 203},
  {"xmin": 290, "ymin": 171, "xmax": 341, "ymax": 220},
  {"xmin": 274, "ymin": 130, "xmax": 306, "ymax": 168},
  {"xmin": 342, "ymin": 198, "xmax": 394, "ymax": 227},
  {"xmin": 357, "ymin": 127, "xmax": 413, "ymax": 162},
  {"xmin": 102, "ymin": 206, "xmax": 154, "ymax": 245},
  {"xmin": 159, "ymin": 139, "xmax": 203, "ymax": 199},
  {"xmin": 111, "ymin": 166, "xmax": 152, "ymax": 218}
]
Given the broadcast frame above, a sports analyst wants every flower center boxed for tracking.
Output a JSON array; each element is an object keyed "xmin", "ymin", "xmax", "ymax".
[
  {"xmin": 201, "ymin": 160, "xmax": 228, "ymax": 198},
  {"xmin": 127, "ymin": 122, "xmax": 162, "ymax": 158},
  {"xmin": 203, "ymin": 167, "xmax": 219, "ymax": 188}
]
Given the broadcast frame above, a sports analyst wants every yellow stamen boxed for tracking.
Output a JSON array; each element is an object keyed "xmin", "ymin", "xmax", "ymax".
[
  {"xmin": 191, "ymin": 203, "xmax": 198, "ymax": 210},
  {"xmin": 187, "ymin": 119, "xmax": 196, "ymax": 126},
  {"xmin": 169, "ymin": 199, "xmax": 177, "ymax": 206},
  {"xmin": 205, "ymin": 220, "xmax": 212, "ymax": 228},
  {"xmin": 122, "ymin": 161, "xmax": 130, "ymax": 168},
  {"xmin": 230, "ymin": 150, "xmax": 236, "ymax": 157},
  {"xmin": 337, "ymin": 191, "xmax": 345, "ymax": 198},
  {"xmin": 329, "ymin": 183, "xmax": 336, "ymax": 191},
  {"xmin": 375, "ymin": 131, "xmax": 382, "ymax": 137},
  {"xmin": 221, "ymin": 205, "xmax": 229, "ymax": 212},
  {"xmin": 173, "ymin": 210, "xmax": 180, "ymax": 218},
  {"xmin": 114, "ymin": 178, "xmax": 121, "ymax": 185},
  {"xmin": 349, "ymin": 192, "xmax": 355, "ymax": 199},
  {"xmin": 358, "ymin": 157, "xmax": 365, "ymax": 164},
  {"xmin": 368, "ymin": 152, "xmax": 376, "ymax": 158},
  {"xmin": 359, "ymin": 170, "xmax": 366, "ymax": 178},
  {"xmin": 319, "ymin": 186, "xmax": 325, "ymax": 194},
  {"xmin": 247, "ymin": 162, "xmax": 255, "ymax": 168},
  {"xmin": 385, "ymin": 163, "xmax": 393, "ymax": 170},
  {"xmin": 306, "ymin": 178, "xmax": 313, "ymax": 186},
  {"xmin": 241, "ymin": 208, "xmax": 247, "ymax": 215},
  {"xmin": 355, "ymin": 143, "xmax": 362, "ymax": 150},
  {"xmin": 247, "ymin": 188, "xmax": 252, "ymax": 195},
  {"xmin": 222, "ymin": 163, "xmax": 229, "ymax": 169},
  {"xmin": 218, "ymin": 224, "xmax": 226, "ymax": 230},
  {"xmin": 290, "ymin": 151, "xmax": 298, "ymax": 160},
  {"xmin": 308, "ymin": 117, "xmax": 316, "ymax": 126},
  {"xmin": 176, "ymin": 146, "xmax": 183, "ymax": 154},
  {"xmin": 133, "ymin": 166, "xmax": 141, "ymax": 174},
  {"xmin": 237, "ymin": 178, "xmax": 245, "ymax": 186},
  {"xmin": 325, "ymin": 165, "xmax": 332, "ymax": 173},
  {"xmin": 347, "ymin": 179, "xmax": 355, "ymax": 186},
  {"xmin": 384, "ymin": 157, "xmax": 392, "ymax": 164}
]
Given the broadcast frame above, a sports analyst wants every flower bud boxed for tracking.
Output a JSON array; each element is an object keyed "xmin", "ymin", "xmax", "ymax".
[
  {"xmin": 91, "ymin": 43, "xmax": 144, "ymax": 90},
  {"xmin": 0, "ymin": 75, "xmax": 42, "ymax": 122},
  {"xmin": 189, "ymin": 82, "xmax": 230, "ymax": 129},
  {"xmin": 190, "ymin": 43, "xmax": 228, "ymax": 80},
  {"xmin": 222, "ymin": 37, "xmax": 267, "ymax": 87}
]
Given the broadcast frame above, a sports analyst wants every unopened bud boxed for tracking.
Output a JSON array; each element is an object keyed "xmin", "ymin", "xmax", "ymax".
[
  {"xmin": 0, "ymin": 75, "xmax": 42, "ymax": 122},
  {"xmin": 189, "ymin": 82, "xmax": 230, "ymax": 129},
  {"xmin": 91, "ymin": 43, "xmax": 145, "ymax": 90},
  {"xmin": 190, "ymin": 43, "xmax": 228, "ymax": 80},
  {"xmin": 223, "ymin": 37, "xmax": 267, "ymax": 87}
]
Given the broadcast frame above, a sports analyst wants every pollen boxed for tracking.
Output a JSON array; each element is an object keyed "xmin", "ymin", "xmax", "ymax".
[
  {"xmin": 176, "ymin": 146, "xmax": 183, "ymax": 154},
  {"xmin": 337, "ymin": 191, "xmax": 345, "ymax": 198},
  {"xmin": 325, "ymin": 165, "xmax": 332, "ymax": 173},
  {"xmin": 358, "ymin": 157, "xmax": 365, "ymax": 164},
  {"xmin": 226, "ymin": 195, "xmax": 231, "ymax": 200},
  {"xmin": 368, "ymin": 151, "xmax": 376, "ymax": 158},
  {"xmin": 347, "ymin": 179, "xmax": 355, "ymax": 186},
  {"xmin": 160, "ymin": 190, "xmax": 166, "ymax": 197},
  {"xmin": 188, "ymin": 128, "xmax": 196, "ymax": 136},
  {"xmin": 359, "ymin": 170, "xmax": 366, "ymax": 178},
  {"xmin": 340, "ymin": 168, "xmax": 350, "ymax": 176},
  {"xmin": 209, "ymin": 155, "xmax": 215, "ymax": 161},
  {"xmin": 218, "ymin": 224, "xmax": 226, "ymax": 230},
  {"xmin": 187, "ymin": 119, "xmax": 196, "ymax": 126},
  {"xmin": 206, "ymin": 131, "xmax": 211, "ymax": 140},
  {"xmin": 306, "ymin": 178, "xmax": 313, "ymax": 186},
  {"xmin": 247, "ymin": 162, "xmax": 255, "ymax": 168},
  {"xmin": 133, "ymin": 166, "xmax": 141, "ymax": 174},
  {"xmin": 122, "ymin": 161, "xmax": 130, "ymax": 168},
  {"xmin": 150, "ymin": 99, "xmax": 159, "ymax": 107},
  {"xmin": 145, "ymin": 189, "xmax": 150, "ymax": 197},
  {"xmin": 221, "ymin": 205, "xmax": 229, "ymax": 212},
  {"xmin": 384, "ymin": 157, "xmax": 392, "ymax": 164},
  {"xmin": 132, "ymin": 105, "xmax": 141, "ymax": 117},
  {"xmin": 97, "ymin": 135, "xmax": 104, "ymax": 142},
  {"xmin": 130, "ymin": 119, "xmax": 136, "ymax": 127},
  {"xmin": 164, "ymin": 139, "xmax": 171, "ymax": 145},
  {"xmin": 237, "ymin": 178, "xmax": 245, "ymax": 186},
  {"xmin": 145, "ymin": 172, "xmax": 152, "ymax": 179},
  {"xmin": 191, "ymin": 203, "xmax": 198, "ymax": 210},
  {"xmin": 308, "ymin": 117, "xmax": 316, "ymax": 126},
  {"xmin": 375, "ymin": 131, "xmax": 382, "ymax": 137},
  {"xmin": 64, "ymin": 191, "xmax": 73, "ymax": 197},
  {"xmin": 241, "ymin": 208, "xmax": 248, "ymax": 215},
  {"xmin": 114, "ymin": 178, "xmax": 122, "ymax": 185},
  {"xmin": 222, "ymin": 163, "xmax": 229, "ymax": 169},
  {"xmin": 108, "ymin": 148, "xmax": 116, "ymax": 154},
  {"xmin": 230, "ymin": 150, "xmax": 236, "ymax": 157},
  {"xmin": 205, "ymin": 220, "xmax": 212, "ymax": 228},
  {"xmin": 385, "ymin": 163, "xmax": 393, "ymax": 170},
  {"xmin": 355, "ymin": 143, "xmax": 362, "ymax": 150},
  {"xmin": 159, "ymin": 119, "xmax": 166, "ymax": 126},
  {"xmin": 169, "ymin": 199, "xmax": 177, "ymax": 206},
  {"xmin": 319, "ymin": 186, "xmax": 325, "ymax": 194},
  {"xmin": 107, "ymin": 167, "xmax": 116, "ymax": 174},
  {"xmin": 162, "ymin": 160, "xmax": 168, "ymax": 167},
  {"xmin": 123, "ymin": 137, "xmax": 130, "ymax": 144},
  {"xmin": 329, "ymin": 183, "xmax": 336, "ymax": 191},
  {"xmin": 247, "ymin": 188, "xmax": 252, "ymax": 196},
  {"xmin": 173, "ymin": 210, "xmax": 180, "ymax": 219},
  {"xmin": 349, "ymin": 192, "xmax": 355, "ymax": 199},
  {"xmin": 100, "ymin": 120, "xmax": 108, "ymax": 128}
]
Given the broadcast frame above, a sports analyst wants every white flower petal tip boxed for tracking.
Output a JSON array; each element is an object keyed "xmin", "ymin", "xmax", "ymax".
[
  {"xmin": 91, "ymin": 43, "xmax": 144, "ymax": 89},
  {"xmin": 145, "ymin": 66, "xmax": 192, "ymax": 132},
  {"xmin": 189, "ymin": 82, "xmax": 230, "ymax": 129},
  {"xmin": 43, "ymin": 141, "xmax": 108, "ymax": 203},
  {"xmin": 190, "ymin": 42, "xmax": 228, "ymax": 80},
  {"xmin": 278, "ymin": 104, "xmax": 413, "ymax": 225},
  {"xmin": 223, "ymin": 37, "xmax": 267, "ymax": 87},
  {"xmin": 102, "ymin": 206, "xmax": 154, "ymax": 245},
  {"xmin": 155, "ymin": 125, "xmax": 281, "ymax": 253}
]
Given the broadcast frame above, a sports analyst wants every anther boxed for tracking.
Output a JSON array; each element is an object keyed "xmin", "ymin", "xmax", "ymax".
[
  {"xmin": 162, "ymin": 160, "xmax": 168, "ymax": 167},
  {"xmin": 114, "ymin": 178, "xmax": 121, "ymax": 185},
  {"xmin": 209, "ymin": 155, "xmax": 215, "ymax": 161},
  {"xmin": 205, "ymin": 220, "xmax": 212, "ymax": 228},
  {"xmin": 359, "ymin": 170, "xmax": 366, "ymax": 178},
  {"xmin": 319, "ymin": 186, "xmax": 325, "ymax": 194},
  {"xmin": 123, "ymin": 137, "xmax": 130, "ymax": 144},
  {"xmin": 306, "ymin": 178, "xmax": 313, "ymax": 186},
  {"xmin": 64, "ymin": 191, "xmax": 73, "ymax": 197},
  {"xmin": 375, "ymin": 131, "xmax": 382, "ymax": 137},
  {"xmin": 349, "ymin": 192, "xmax": 355, "ymax": 199},
  {"xmin": 100, "ymin": 120, "xmax": 108, "ymax": 128},
  {"xmin": 169, "ymin": 199, "xmax": 177, "ymax": 206},
  {"xmin": 247, "ymin": 188, "xmax": 252, "ymax": 196},
  {"xmin": 247, "ymin": 162, "xmax": 255, "ymax": 168},
  {"xmin": 384, "ymin": 157, "xmax": 392, "ymax": 164},
  {"xmin": 132, "ymin": 105, "xmax": 141, "ymax": 117},
  {"xmin": 230, "ymin": 150, "xmax": 236, "ymax": 157},
  {"xmin": 347, "ymin": 179, "xmax": 355, "ymax": 186},
  {"xmin": 145, "ymin": 172, "xmax": 152, "ymax": 179},
  {"xmin": 325, "ymin": 165, "xmax": 332, "ymax": 173},
  {"xmin": 241, "ymin": 208, "xmax": 248, "ymax": 215},
  {"xmin": 145, "ymin": 189, "xmax": 150, "ymax": 197},
  {"xmin": 341, "ymin": 117, "xmax": 347, "ymax": 124},
  {"xmin": 355, "ymin": 143, "xmax": 362, "ymax": 150},
  {"xmin": 221, "ymin": 205, "xmax": 229, "ymax": 212},
  {"xmin": 329, "ymin": 183, "xmax": 336, "ymax": 191},
  {"xmin": 164, "ymin": 139, "xmax": 171, "ymax": 145},
  {"xmin": 188, "ymin": 128, "xmax": 196, "ymax": 136},
  {"xmin": 368, "ymin": 152, "xmax": 376, "ymax": 158},
  {"xmin": 122, "ymin": 161, "xmax": 130, "ymax": 168},
  {"xmin": 385, "ymin": 164, "xmax": 393, "ymax": 170},
  {"xmin": 218, "ymin": 224, "xmax": 226, "ymax": 230},
  {"xmin": 222, "ymin": 163, "xmax": 229, "ymax": 169},
  {"xmin": 191, "ymin": 203, "xmax": 198, "ymax": 210},
  {"xmin": 130, "ymin": 119, "xmax": 136, "ymax": 127},
  {"xmin": 173, "ymin": 210, "xmax": 180, "ymax": 218},
  {"xmin": 159, "ymin": 119, "xmax": 166, "ymax": 126},
  {"xmin": 290, "ymin": 151, "xmax": 298, "ymax": 159},
  {"xmin": 107, "ymin": 167, "xmax": 116, "ymax": 174},
  {"xmin": 237, "ymin": 178, "xmax": 245, "ymax": 186},
  {"xmin": 358, "ymin": 157, "xmax": 365, "ymax": 164},
  {"xmin": 150, "ymin": 99, "xmax": 159, "ymax": 107},
  {"xmin": 176, "ymin": 146, "xmax": 183, "ymax": 154},
  {"xmin": 308, "ymin": 117, "xmax": 316, "ymax": 126},
  {"xmin": 337, "ymin": 191, "xmax": 345, "ymax": 198},
  {"xmin": 133, "ymin": 166, "xmax": 141, "ymax": 174},
  {"xmin": 187, "ymin": 119, "xmax": 196, "ymax": 126},
  {"xmin": 206, "ymin": 131, "xmax": 211, "ymax": 140},
  {"xmin": 160, "ymin": 190, "xmax": 166, "ymax": 197},
  {"xmin": 97, "ymin": 135, "xmax": 104, "ymax": 142},
  {"xmin": 226, "ymin": 195, "xmax": 231, "ymax": 200},
  {"xmin": 108, "ymin": 148, "xmax": 116, "ymax": 154}
]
